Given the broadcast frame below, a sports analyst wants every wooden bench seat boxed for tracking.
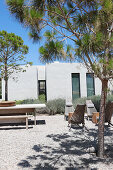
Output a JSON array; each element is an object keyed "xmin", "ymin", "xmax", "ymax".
[
  {"xmin": 0, "ymin": 104, "xmax": 46, "ymax": 127},
  {"xmin": 0, "ymin": 115, "xmax": 28, "ymax": 130}
]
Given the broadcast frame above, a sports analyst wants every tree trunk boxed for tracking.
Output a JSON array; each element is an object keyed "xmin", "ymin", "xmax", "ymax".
[
  {"xmin": 5, "ymin": 79, "xmax": 8, "ymax": 101},
  {"xmin": 97, "ymin": 79, "xmax": 108, "ymax": 157},
  {"xmin": 5, "ymin": 56, "xmax": 8, "ymax": 101}
]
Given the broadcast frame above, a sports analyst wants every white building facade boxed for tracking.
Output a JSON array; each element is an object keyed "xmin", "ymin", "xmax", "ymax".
[{"xmin": 1, "ymin": 62, "xmax": 113, "ymax": 101}]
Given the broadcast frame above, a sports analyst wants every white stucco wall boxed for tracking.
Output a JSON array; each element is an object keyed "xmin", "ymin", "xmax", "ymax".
[
  {"xmin": 2, "ymin": 65, "xmax": 38, "ymax": 100},
  {"xmin": 95, "ymin": 77, "xmax": 102, "ymax": 95},
  {"xmin": 37, "ymin": 66, "xmax": 45, "ymax": 80},
  {"xmin": 1, "ymin": 63, "xmax": 113, "ymax": 101},
  {"xmin": 46, "ymin": 62, "xmax": 102, "ymax": 101}
]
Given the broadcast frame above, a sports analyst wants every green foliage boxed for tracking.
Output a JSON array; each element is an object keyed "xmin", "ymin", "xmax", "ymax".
[
  {"xmin": 39, "ymin": 39, "xmax": 64, "ymax": 63},
  {"xmin": 73, "ymin": 95, "xmax": 113, "ymax": 112},
  {"xmin": 6, "ymin": 0, "xmax": 113, "ymax": 158},
  {"xmin": 0, "ymin": 30, "xmax": 31, "ymax": 79},
  {"xmin": 87, "ymin": 95, "xmax": 101, "ymax": 112},
  {"xmin": 44, "ymin": 30, "xmax": 57, "ymax": 41},
  {"xmin": 38, "ymin": 94, "xmax": 46, "ymax": 103},
  {"xmin": 46, "ymin": 98, "xmax": 65, "ymax": 115},
  {"xmin": 107, "ymin": 94, "xmax": 113, "ymax": 103},
  {"xmin": 6, "ymin": 0, "xmax": 25, "ymax": 23},
  {"xmin": 6, "ymin": 1, "xmax": 113, "ymax": 78},
  {"xmin": 73, "ymin": 97, "xmax": 87, "ymax": 109},
  {"xmin": 0, "ymin": 30, "xmax": 31, "ymax": 100},
  {"xmin": 73, "ymin": 96, "xmax": 100, "ymax": 112},
  {"xmin": 16, "ymin": 98, "xmax": 45, "ymax": 105},
  {"xmin": 16, "ymin": 98, "xmax": 65, "ymax": 115},
  {"xmin": 16, "ymin": 95, "xmax": 113, "ymax": 114}
]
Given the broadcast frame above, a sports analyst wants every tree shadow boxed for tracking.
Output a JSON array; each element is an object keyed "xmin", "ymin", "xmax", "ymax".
[
  {"xmin": 17, "ymin": 125, "xmax": 113, "ymax": 169},
  {"xmin": 18, "ymin": 160, "xmax": 32, "ymax": 168}
]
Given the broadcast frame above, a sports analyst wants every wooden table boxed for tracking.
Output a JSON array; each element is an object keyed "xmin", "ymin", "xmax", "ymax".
[
  {"xmin": 0, "ymin": 104, "xmax": 46, "ymax": 125},
  {"xmin": 0, "ymin": 101, "xmax": 16, "ymax": 107}
]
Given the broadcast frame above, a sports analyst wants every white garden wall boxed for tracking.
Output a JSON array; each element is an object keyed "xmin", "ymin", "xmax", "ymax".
[
  {"xmin": 2, "ymin": 65, "xmax": 38, "ymax": 100},
  {"xmin": 1, "ymin": 62, "xmax": 113, "ymax": 101},
  {"xmin": 46, "ymin": 62, "xmax": 102, "ymax": 101}
]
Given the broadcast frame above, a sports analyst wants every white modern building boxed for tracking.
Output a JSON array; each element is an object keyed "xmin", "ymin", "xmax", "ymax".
[{"xmin": 0, "ymin": 62, "xmax": 113, "ymax": 101}]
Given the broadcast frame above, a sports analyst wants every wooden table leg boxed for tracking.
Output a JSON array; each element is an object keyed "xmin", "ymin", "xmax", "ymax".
[
  {"xmin": 26, "ymin": 117, "xmax": 28, "ymax": 130},
  {"xmin": 34, "ymin": 111, "xmax": 36, "ymax": 125}
]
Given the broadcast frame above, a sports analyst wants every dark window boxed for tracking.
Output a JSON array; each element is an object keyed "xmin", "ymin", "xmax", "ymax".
[
  {"xmin": 38, "ymin": 80, "xmax": 46, "ymax": 97},
  {"xmin": 72, "ymin": 73, "xmax": 80, "ymax": 100},
  {"xmin": 0, "ymin": 78, "xmax": 2, "ymax": 99},
  {"xmin": 86, "ymin": 73, "xmax": 95, "ymax": 97}
]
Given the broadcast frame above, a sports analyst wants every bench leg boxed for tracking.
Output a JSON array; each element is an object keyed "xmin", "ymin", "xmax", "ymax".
[{"xmin": 26, "ymin": 117, "xmax": 28, "ymax": 130}]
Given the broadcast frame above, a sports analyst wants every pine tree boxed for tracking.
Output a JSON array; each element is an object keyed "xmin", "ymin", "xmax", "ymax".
[
  {"xmin": 6, "ymin": 0, "xmax": 113, "ymax": 157},
  {"xmin": 0, "ymin": 30, "xmax": 31, "ymax": 101}
]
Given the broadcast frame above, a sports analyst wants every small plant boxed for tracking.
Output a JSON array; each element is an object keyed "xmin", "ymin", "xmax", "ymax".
[
  {"xmin": 46, "ymin": 98, "xmax": 65, "ymax": 115},
  {"xmin": 38, "ymin": 94, "xmax": 46, "ymax": 103}
]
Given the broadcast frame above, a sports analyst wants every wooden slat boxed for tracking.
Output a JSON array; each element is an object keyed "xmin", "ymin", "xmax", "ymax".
[
  {"xmin": 0, "ymin": 115, "xmax": 28, "ymax": 119},
  {"xmin": 0, "ymin": 115, "xmax": 28, "ymax": 130},
  {"xmin": 0, "ymin": 108, "xmax": 34, "ymax": 114}
]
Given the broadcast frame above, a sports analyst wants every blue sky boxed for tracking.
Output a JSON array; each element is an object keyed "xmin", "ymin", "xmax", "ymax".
[{"xmin": 0, "ymin": 0, "xmax": 44, "ymax": 65}]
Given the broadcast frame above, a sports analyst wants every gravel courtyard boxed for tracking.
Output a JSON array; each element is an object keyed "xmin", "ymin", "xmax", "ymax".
[{"xmin": 0, "ymin": 115, "xmax": 113, "ymax": 170}]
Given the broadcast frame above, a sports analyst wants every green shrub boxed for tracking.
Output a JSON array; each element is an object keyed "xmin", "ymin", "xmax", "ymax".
[
  {"xmin": 73, "ymin": 95, "xmax": 113, "ymax": 112},
  {"xmin": 16, "ymin": 98, "xmax": 65, "ymax": 115},
  {"xmin": 16, "ymin": 98, "xmax": 45, "ymax": 105},
  {"xmin": 16, "ymin": 95, "xmax": 113, "ymax": 115},
  {"xmin": 46, "ymin": 98, "xmax": 65, "ymax": 115},
  {"xmin": 73, "ymin": 95, "xmax": 101, "ymax": 112},
  {"xmin": 88, "ymin": 95, "xmax": 113, "ymax": 111},
  {"xmin": 73, "ymin": 97, "xmax": 87, "ymax": 109},
  {"xmin": 107, "ymin": 95, "xmax": 113, "ymax": 103},
  {"xmin": 16, "ymin": 94, "xmax": 46, "ymax": 105},
  {"xmin": 38, "ymin": 94, "xmax": 46, "ymax": 103},
  {"xmin": 87, "ymin": 95, "xmax": 101, "ymax": 112},
  {"xmin": 35, "ymin": 107, "xmax": 50, "ymax": 115}
]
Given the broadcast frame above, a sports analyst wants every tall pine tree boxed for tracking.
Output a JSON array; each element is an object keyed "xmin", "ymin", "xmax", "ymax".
[
  {"xmin": 6, "ymin": 0, "xmax": 113, "ymax": 157},
  {"xmin": 0, "ymin": 30, "xmax": 31, "ymax": 101}
]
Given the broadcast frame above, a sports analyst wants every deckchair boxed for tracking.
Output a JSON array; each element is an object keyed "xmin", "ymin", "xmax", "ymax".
[
  {"xmin": 68, "ymin": 104, "xmax": 86, "ymax": 128},
  {"xmin": 105, "ymin": 101, "xmax": 113, "ymax": 126},
  {"xmin": 86, "ymin": 100, "xmax": 97, "ymax": 119}
]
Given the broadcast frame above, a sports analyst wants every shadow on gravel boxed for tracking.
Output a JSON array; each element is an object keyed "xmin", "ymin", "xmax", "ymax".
[
  {"xmin": 0, "ymin": 119, "xmax": 46, "ymax": 130},
  {"xmin": 17, "ymin": 125, "xmax": 113, "ymax": 169},
  {"xmin": 18, "ymin": 160, "xmax": 32, "ymax": 168},
  {"xmin": 0, "ymin": 126, "xmax": 33, "ymax": 130}
]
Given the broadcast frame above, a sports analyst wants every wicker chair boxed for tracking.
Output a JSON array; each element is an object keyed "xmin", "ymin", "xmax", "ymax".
[
  {"xmin": 105, "ymin": 101, "xmax": 113, "ymax": 125},
  {"xmin": 68, "ymin": 104, "xmax": 86, "ymax": 128}
]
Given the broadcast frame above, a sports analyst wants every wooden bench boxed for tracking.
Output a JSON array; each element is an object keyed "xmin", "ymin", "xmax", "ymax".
[
  {"xmin": 0, "ymin": 115, "xmax": 29, "ymax": 130},
  {"xmin": 0, "ymin": 104, "xmax": 46, "ymax": 129}
]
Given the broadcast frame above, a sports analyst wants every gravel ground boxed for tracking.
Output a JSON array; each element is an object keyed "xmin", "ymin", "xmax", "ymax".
[{"xmin": 0, "ymin": 115, "xmax": 113, "ymax": 170}]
